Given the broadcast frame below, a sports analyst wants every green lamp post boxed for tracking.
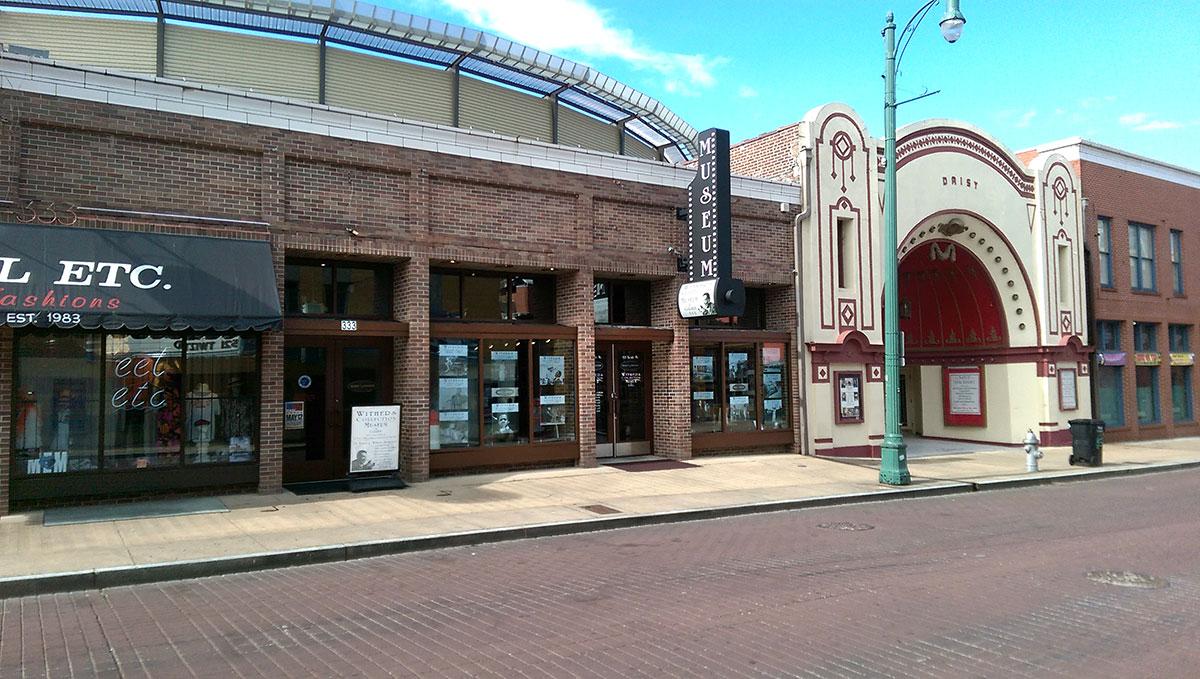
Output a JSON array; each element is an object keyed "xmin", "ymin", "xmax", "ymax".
[{"xmin": 879, "ymin": 0, "xmax": 965, "ymax": 485}]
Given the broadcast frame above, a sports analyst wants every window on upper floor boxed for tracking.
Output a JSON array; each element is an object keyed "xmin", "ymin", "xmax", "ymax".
[
  {"xmin": 1170, "ymin": 229, "xmax": 1184, "ymax": 295},
  {"xmin": 1129, "ymin": 222, "xmax": 1156, "ymax": 292},
  {"xmin": 1133, "ymin": 322, "xmax": 1158, "ymax": 353},
  {"xmin": 1097, "ymin": 320, "xmax": 1121, "ymax": 352},
  {"xmin": 1097, "ymin": 216, "xmax": 1113, "ymax": 288}
]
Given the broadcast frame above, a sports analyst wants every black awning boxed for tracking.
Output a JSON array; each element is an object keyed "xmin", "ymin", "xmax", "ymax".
[{"xmin": 0, "ymin": 223, "xmax": 281, "ymax": 332}]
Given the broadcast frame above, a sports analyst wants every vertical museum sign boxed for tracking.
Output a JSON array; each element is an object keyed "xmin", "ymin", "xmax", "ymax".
[{"xmin": 678, "ymin": 128, "xmax": 745, "ymax": 318}]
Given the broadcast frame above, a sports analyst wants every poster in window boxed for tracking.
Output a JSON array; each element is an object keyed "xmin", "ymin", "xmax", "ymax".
[
  {"xmin": 284, "ymin": 401, "xmax": 305, "ymax": 430},
  {"xmin": 1059, "ymin": 368, "xmax": 1078, "ymax": 411},
  {"xmin": 539, "ymin": 355, "xmax": 565, "ymax": 385},
  {"xmin": 728, "ymin": 352, "xmax": 750, "ymax": 379},
  {"xmin": 539, "ymin": 404, "xmax": 567, "ymax": 426},
  {"xmin": 438, "ymin": 343, "xmax": 469, "ymax": 376},
  {"xmin": 728, "ymin": 395, "xmax": 752, "ymax": 422},
  {"xmin": 691, "ymin": 355, "xmax": 714, "ymax": 382},
  {"xmin": 835, "ymin": 372, "xmax": 863, "ymax": 424},
  {"xmin": 27, "ymin": 451, "xmax": 68, "ymax": 474},
  {"xmin": 943, "ymin": 366, "xmax": 986, "ymax": 426},
  {"xmin": 764, "ymin": 398, "xmax": 784, "ymax": 424},
  {"xmin": 438, "ymin": 378, "xmax": 469, "ymax": 410},
  {"xmin": 763, "ymin": 372, "xmax": 784, "ymax": 399}
]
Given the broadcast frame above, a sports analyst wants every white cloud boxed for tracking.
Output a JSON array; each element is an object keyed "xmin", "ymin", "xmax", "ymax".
[
  {"xmin": 1015, "ymin": 109, "xmax": 1036, "ymax": 129},
  {"xmin": 1134, "ymin": 120, "xmax": 1183, "ymax": 132},
  {"xmin": 1119, "ymin": 112, "xmax": 1185, "ymax": 132},
  {"xmin": 1119, "ymin": 112, "xmax": 1148, "ymax": 126},
  {"xmin": 738, "ymin": 85, "xmax": 759, "ymax": 99},
  {"xmin": 438, "ymin": 0, "xmax": 723, "ymax": 93}
]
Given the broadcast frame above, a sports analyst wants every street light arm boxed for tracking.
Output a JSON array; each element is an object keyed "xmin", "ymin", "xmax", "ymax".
[{"xmin": 894, "ymin": 0, "xmax": 939, "ymax": 74}]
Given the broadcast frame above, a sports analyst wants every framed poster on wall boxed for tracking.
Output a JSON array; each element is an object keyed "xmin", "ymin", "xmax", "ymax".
[
  {"xmin": 943, "ymin": 366, "xmax": 986, "ymax": 427},
  {"xmin": 1059, "ymin": 368, "xmax": 1078, "ymax": 411},
  {"xmin": 834, "ymin": 371, "xmax": 864, "ymax": 424}
]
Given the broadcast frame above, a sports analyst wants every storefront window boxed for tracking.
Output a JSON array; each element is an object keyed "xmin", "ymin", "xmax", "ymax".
[
  {"xmin": 725, "ymin": 344, "xmax": 758, "ymax": 431},
  {"xmin": 431, "ymin": 339, "xmax": 480, "ymax": 449},
  {"xmin": 690, "ymin": 345, "xmax": 721, "ymax": 433},
  {"xmin": 104, "ymin": 335, "xmax": 183, "ymax": 470},
  {"xmin": 594, "ymin": 280, "xmax": 651, "ymax": 325},
  {"xmin": 284, "ymin": 260, "xmax": 391, "ymax": 317},
  {"xmin": 691, "ymin": 341, "xmax": 790, "ymax": 435},
  {"xmin": 433, "ymin": 270, "xmax": 557, "ymax": 322},
  {"xmin": 694, "ymin": 288, "xmax": 766, "ymax": 329},
  {"xmin": 13, "ymin": 334, "xmax": 102, "ymax": 475},
  {"xmin": 1136, "ymin": 366, "xmax": 1160, "ymax": 424},
  {"xmin": 183, "ymin": 336, "xmax": 260, "ymax": 464},
  {"xmin": 484, "ymin": 340, "xmax": 528, "ymax": 446},
  {"xmin": 761, "ymin": 342, "xmax": 789, "ymax": 430},
  {"xmin": 13, "ymin": 331, "xmax": 260, "ymax": 478},
  {"xmin": 534, "ymin": 340, "xmax": 576, "ymax": 442},
  {"xmin": 1097, "ymin": 366, "xmax": 1124, "ymax": 427}
]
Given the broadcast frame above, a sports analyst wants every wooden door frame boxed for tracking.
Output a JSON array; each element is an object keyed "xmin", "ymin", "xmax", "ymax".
[{"xmin": 283, "ymin": 334, "xmax": 394, "ymax": 483}]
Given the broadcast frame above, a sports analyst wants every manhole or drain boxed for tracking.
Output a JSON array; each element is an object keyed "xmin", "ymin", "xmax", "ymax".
[
  {"xmin": 1086, "ymin": 570, "xmax": 1169, "ymax": 589},
  {"xmin": 580, "ymin": 504, "xmax": 621, "ymax": 515},
  {"xmin": 817, "ymin": 521, "xmax": 875, "ymax": 531}
]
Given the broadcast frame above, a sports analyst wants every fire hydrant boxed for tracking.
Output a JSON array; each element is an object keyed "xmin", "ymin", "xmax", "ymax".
[{"xmin": 1023, "ymin": 429, "xmax": 1042, "ymax": 472}]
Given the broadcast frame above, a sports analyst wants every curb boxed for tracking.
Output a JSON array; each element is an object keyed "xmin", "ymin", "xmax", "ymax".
[{"xmin": 2, "ymin": 461, "xmax": 1197, "ymax": 599}]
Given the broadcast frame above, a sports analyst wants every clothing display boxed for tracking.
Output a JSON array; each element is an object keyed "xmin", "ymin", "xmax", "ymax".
[
  {"xmin": 185, "ymin": 384, "xmax": 221, "ymax": 444},
  {"xmin": 15, "ymin": 393, "xmax": 41, "ymax": 451}
]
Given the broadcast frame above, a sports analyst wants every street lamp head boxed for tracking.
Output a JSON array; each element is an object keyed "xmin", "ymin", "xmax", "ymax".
[{"xmin": 939, "ymin": 0, "xmax": 966, "ymax": 43}]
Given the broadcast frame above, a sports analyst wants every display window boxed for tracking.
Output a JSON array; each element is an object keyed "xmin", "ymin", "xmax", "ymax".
[
  {"xmin": 12, "ymin": 332, "xmax": 260, "ymax": 477},
  {"xmin": 429, "ymin": 336, "xmax": 576, "ymax": 452},
  {"xmin": 690, "ymin": 340, "xmax": 790, "ymax": 436}
]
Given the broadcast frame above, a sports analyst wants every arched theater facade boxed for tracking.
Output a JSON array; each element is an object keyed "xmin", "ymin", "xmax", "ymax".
[{"xmin": 734, "ymin": 104, "xmax": 1090, "ymax": 454}]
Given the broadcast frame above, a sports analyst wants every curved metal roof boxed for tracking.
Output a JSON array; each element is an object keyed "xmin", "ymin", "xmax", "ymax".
[{"xmin": 0, "ymin": 0, "xmax": 698, "ymax": 159}]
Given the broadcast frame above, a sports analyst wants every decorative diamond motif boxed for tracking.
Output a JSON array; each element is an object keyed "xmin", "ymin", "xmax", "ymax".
[
  {"xmin": 1060, "ymin": 311, "xmax": 1072, "ymax": 334},
  {"xmin": 832, "ymin": 132, "xmax": 854, "ymax": 160},
  {"xmin": 1053, "ymin": 176, "xmax": 1068, "ymax": 201},
  {"xmin": 838, "ymin": 300, "xmax": 856, "ymax": 329}
]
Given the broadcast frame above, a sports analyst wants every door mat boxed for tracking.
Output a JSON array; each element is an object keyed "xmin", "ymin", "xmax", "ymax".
[
  {"xmin": 608, "ymin": 459, "xmax": 698, "ymax": 472},
  {"xmin": 44, "ymin": 497, "xmax": 229, "ymax": 526}
]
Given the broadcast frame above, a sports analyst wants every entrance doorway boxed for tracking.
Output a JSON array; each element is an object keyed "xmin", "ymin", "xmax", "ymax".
[
  {"xmin": 595, "ymin": 341, "xmax": 652, "ymax": 458},
  {"xmin": 283, "ymin": 336, "xmax": 393, "ymax": 483}
]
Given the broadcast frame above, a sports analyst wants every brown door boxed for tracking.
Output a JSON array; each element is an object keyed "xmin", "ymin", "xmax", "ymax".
[
  {"xmin": 283, "ymin": 336, "xmax": 393, "ymax": 483},
  {"xmin": 594, "ymin": 341, "xmax": 653, "ymax": 458}
]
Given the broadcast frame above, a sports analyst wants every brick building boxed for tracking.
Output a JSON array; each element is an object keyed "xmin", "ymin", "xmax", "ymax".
[
  {"xmin": 1022, "ymin": 139, "xmax": 1200, "ymax": 442},
  {"xmin": 0, "ymin": 1, "xmax": 802, "ymax": 512}
]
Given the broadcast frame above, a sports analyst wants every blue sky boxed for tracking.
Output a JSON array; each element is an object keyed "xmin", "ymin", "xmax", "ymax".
[{"xmin": 398, "ymin": 0, "xmax": 1200, "ymax": 169}]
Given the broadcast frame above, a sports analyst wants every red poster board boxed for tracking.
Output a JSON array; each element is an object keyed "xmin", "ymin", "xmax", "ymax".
[{"xmin": 943, "ymin": 366, "xmax": 986, "ymax": 427}]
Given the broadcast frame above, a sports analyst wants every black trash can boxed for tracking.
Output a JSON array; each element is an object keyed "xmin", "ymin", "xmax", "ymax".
[{"xmin": 1068, "ymin": 419, "xmax": 1105, "ymax": 466}]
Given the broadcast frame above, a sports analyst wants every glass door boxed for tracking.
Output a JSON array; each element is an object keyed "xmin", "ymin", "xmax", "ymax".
[
  {"xmin": 283, "ymin": 337, "xmax": 392, "ymax": 483},
  {"xmin": 595, "ymin": 341, "xmax": 652, "ymax": 458}
]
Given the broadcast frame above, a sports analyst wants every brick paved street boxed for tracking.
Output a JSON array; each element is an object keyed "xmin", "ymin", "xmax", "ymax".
[{"xmin": 3, "ymin": 469, "xmax": 1199, "ymax": 678}]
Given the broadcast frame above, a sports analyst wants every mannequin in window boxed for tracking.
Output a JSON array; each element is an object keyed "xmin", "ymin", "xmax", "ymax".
[
  {"xmin": 14, "ymin": 390, "xmax": 40, "ymax": 452},
  {"xmin": 52, "ymin": 386, "xmax": 74, "ymax": 451},
  {"xmin": 186, "ymin": 383, "xmax": 221, "ymax": 460}
]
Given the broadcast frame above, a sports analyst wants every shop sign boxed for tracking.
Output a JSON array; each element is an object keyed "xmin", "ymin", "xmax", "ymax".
[
  {"xmin": 1170, "ymin": 352, "xmax": 1195, "ymax": 366},
  {"xmin": 1096, "ymin": 352, "xmax": 1127, "ymax": 367},
  {"xmin": 348, "ymin": 405, "xmax": 401, "ymax": 473},
  {"xmin": 1134, "ymin": 352, "xmax": 1161, "ymax": 366},
  {"xmin": 678, "ymin": 128, "xmax": 744, "ymax": 319},
  {"xmin": 0, "ymin": 222, "xmax": 280, "ymax": 331}
]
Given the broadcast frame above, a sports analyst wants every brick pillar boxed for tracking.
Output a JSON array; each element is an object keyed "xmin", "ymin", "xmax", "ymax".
[
  {"xmin": 0, "ymin": 328, "xmax": 12, "ymax": 515},
  {"xmin": 650, "ymin": 277, "xmax": 691, "ymax": 459},
  {"xmin": 397, "ymin": 256, "xmax": 430, "ymax": 481},
  {"xmin": 766, "ymin": 284, "xmax": 803, "ymax": 454},
  {"xmin": 258, "ymin": 241, "xmax": 285, "ymax": 494},
  {"xmin": 556, "ymin": 269, "xmax": 595, "ymax": 467}
]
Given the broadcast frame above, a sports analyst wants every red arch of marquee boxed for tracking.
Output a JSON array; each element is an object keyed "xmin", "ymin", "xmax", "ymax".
[{"xmin": 899, "ymin": 239, "xmax": 1008, "ymax": 353}]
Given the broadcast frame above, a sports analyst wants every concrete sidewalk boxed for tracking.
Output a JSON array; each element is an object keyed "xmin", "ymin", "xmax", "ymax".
[{"xmin": 1, "ymin": 438, "xmax": 1198, "ymax": 597}]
